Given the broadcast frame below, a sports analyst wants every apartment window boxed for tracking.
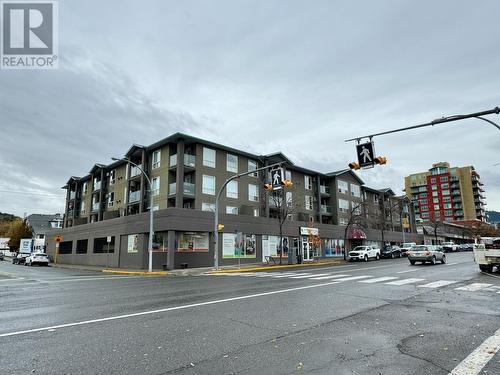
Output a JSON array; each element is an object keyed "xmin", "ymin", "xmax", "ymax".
[
  {"xmin": 421, "ymin": 212, "xmax": 430, "ymax": 219},
  {"xmin": 248, "ymin": 160, "xmax": 258, "ymax": 177},
  {"xmin": 419, "ymin": 199, "xmax": 427, "ymax": 205},
  {"xmin": 151, "ymin": 177, "xmax": 160, "ymax": 196},
  {"xmin": 203, "ymin": 147, "xmax": 216, "ymax": 168},
  {"xmin": 286, "ymin": 191, "xmax": 293, "ymax": 207},
  {"xmin": 82, "ymin": 182, "xmax": 88, "ymax": 194},
  {"xmin": 434, "ymin": 205, "xmax": 440, "ymax": 210},
  {"xmin": 441, "ymin": 183, "xmax": 449, "ymax": 189},
  {"xmin": 304, "ymin": 176, "xmax": 313, "ymax": 190},
  {"xmin": 338, "ymin": 199, "xmax": 349, "ymax": 213},
  {"xmin": 443, "ymin": 196, "xmax": 451, "ymax": 203},
  {"xmin": 432, "ymin": 191, "xmax": 438, "ymax": 197},
  {"xmin": 253, "ymin": 209, "xmax": 259, "ymax": 217},
  {"xmin": 442, "ymin": 190, "xmax": 450, "ymax": 196},
  {"xmin": 440, "ymin": 176, "xmax": 448, "ymax": 182},
  {"xmin": 76, "ymin": 239, "xmax": 88, "ymax": 254},
  {"xmin": 248, "ymin": 184, "xmax": 259, "ymax": 202},
  {"xmin": 80, "ymin": 201, "xmax": 86, "ymax": 214},
  {"xmin": 373, "ymin": 195, "xmax": 379, "ymax": 203},
  {"xmin": 445, "ymin": 210, "xmax": 453, "ymax": 216},
  {"xmin": 152, "ymin": 150, "xmax": 161, "ymax": 169},
  {"xmin": 421, "ymin": 206, "xmax": 429, "ymax": 211},
  {"xmin": 108, "ymin": 192, "xmax": 114, "ymax": 207},
  {"xmin": 226, "ymin": 206, "xmax": 238, "ymax": 215},
  {"xmin": 443, "ymin": 203, "xmax": 452, "ymax": 209},
  {"xmin": 420, "ymin": 193, "xmax": 427, "ymax": 198},
  {"xmin": 285, "ymin": 170, "xmax": 292, "ymax": 180},
  {"xmin": 431, "ymin": 185, "xmax": 437, "ymax": 190},
  {"xmin": 202, "ymin": 203, "xmax": 215, "ymax": 212},
  {"xmin": 227, "ymin": 180, "xmax": 238, "ymax": 199},
  {"xmin": 434, "ymin": 212, "xmax": 441, "ymax": 218},
  {"xmin": 202, "ymin": 175, "xmax": 216, "ymax": 195},
  {"xmin": 305, "ymin": 195, "xmax": 313, "ymax": 210},
  {"xmin": 353, "ymin": 204, "xmax": 362, "ymax": 215},
  {"xmin": 338, "ymin": 180, "xmax": 348, "ymax": 194},
  {"xmin": 227, "ymin": 154, "xmax": 238, "ymax": 173},
  {"xmin": 431, "ymin": 178, "xmax": 436, "ymax": 183},
  {"xmin": 339, "ymin": 218, "xmax": 349, "ymax": 226},
  {"xmin": 433, "ymin": 198, "xmax": 439, "ymax": 204},
  {"xmin": 109, "ymin": 170, "xmax": 116, "ymax": 185},
  {"xmin": 351, "ymin": 184, "xmax": 361, "ymax": 198}
]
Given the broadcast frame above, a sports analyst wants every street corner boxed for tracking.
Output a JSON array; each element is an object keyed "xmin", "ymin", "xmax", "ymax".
[{"xmin": 101, "ymin": 269, "xmax": 169, "ymax": 276}]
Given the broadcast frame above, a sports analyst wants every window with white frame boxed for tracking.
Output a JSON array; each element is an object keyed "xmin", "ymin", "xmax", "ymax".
[
  {"xmin": 152, "ymin": 150, "xmax": 161, "ymax": 169},
  {"xmin": 151, "ymin": 177, "xmax": 160, "ymax": 196},
  {"xmin": 442, "ymin": 190, "xmax": 450, "ymax": 196},
  {"xmin": 80, "ymin": 201, "xmax": 86, "ymax": 214},
  {"xmin": 227, "ymin": 180, "xmax": 238, "ymax": 199},
  {"xmin": 443, "ymin": 203, "xmax": 452, "ymax": 209},
  {"xmin": 338, "ymin": 199, "xmax": 349, "ymax": 213},
  {"xmin": 285, "ymin": 170, "xmax": 292, "ymax": 180},
  {"xmin": 421, "ymin": 205, "xmax": 429, "ymax": 211},
  {"xmin": 373, "ymin": 194, "xmax": 379, "ymax": 203},
  {"xmin": 445, "ymin": 210, "xmax": 453, "ymax": 216},
  {"xmin": 443, "ymin": 196, "xmax": 451, "ymax": 203},
  {"xmin": 253, "ymin": 209, "xmax": 259, "ymax": 217},
  {"xmin": 108, "ymin": 192, "xmax": 114, "ymax": 207},
  {"xmin": 305, "ymin": 195, "xmax": 313, "ymax": 210},
  {"xmin": 351, "ymin": 184, "xmax": 361, "ymax": 197},
  {"xmin": 432, "ymin": 191, "xmax": 438, "ymax": 197},
  {"xmin": 353, "ymin": 203, "xmax": 362, "ymax": 215},
  {"xmin": 337, "ymin": 180, "xmax": 348, "ymax": 194},
  {"xmin": 433, "ymin": 198, "xmax": 439, "ymax": 204},
  {"xmin": 202, "ymin": 175, "xmax": 216, "ymax": 195},
  {"xmin": 226, "ymin": 206, "xmax": 238, "ymax": 215},
  {"xmin": 286, "ymin": 191, "xmax": 293, "ymax": 207},
  {"xmin": 339, "ymin": 217, "xmax": 349, "ymax": 226},
  {"xmin": 82, "ymin": 182, "xmax": 88, "ymax": 194},
  {"xmin": 421, "ymin": 212, "xmax": 430, "ymax": 218},
  {"xmin": 109, "ymin": 170, "xmax": 116, "ymax": 185},
  {"xmin": 248, "ymin": 160, "xmax": 258, "ymax": 177},
  {"xmin": 434, "ymin": 204, "xmax": 440, "ymax": 210},
  {"xmin": 441, "ymin": 183, "xmax": 449, "ymax": 189},
  {"xmin": 440, "ymin": 176, "xmax": 448, "ymax": 182},
  {"xmin": 304, "ymin": 175, "xmax": 313, "ymax": 190},
  {"xmin": 431, "ymin": 185, "xmax": 437, "ymax": 190},
  {"xmin": 202, "ymin": 202, "xmax": 215, "ymax": 212},
  {"xmin": 203, "ymin": 147, "xmax": 216, "ymax": 168},
  {"xmin": 248, "ymin": 184, "xmax": 259, "ymax": 202},
  {"xmin": 227, "ymin": 154, "xmax": 238, "ymax": 173}
]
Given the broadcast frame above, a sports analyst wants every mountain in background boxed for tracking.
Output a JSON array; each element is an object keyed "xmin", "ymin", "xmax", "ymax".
[
  {"xmin": 487, "ymin": 211, "xmax": 500, "ymax": 222},
  {"xmin": 0, "ymin": 212, "xmax": 20, "ymax": 221}
]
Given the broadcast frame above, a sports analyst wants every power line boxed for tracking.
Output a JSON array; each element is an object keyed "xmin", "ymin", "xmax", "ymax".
[{"xmin": 0, "ymin": 189, "xmax": 65, "ymax": 198}]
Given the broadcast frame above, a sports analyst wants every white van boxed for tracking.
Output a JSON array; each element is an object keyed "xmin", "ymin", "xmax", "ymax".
[{"xmin": 400, "ymin": 242, "xmax": 416, "ymax": 256}]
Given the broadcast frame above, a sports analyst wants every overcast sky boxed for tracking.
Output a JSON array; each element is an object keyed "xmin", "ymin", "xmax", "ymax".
[{"xmin": 1, "ymin": 0, "xmax": 499, "ymax": 218}]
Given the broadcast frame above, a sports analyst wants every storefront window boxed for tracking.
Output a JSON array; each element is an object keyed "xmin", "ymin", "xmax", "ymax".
[
  {"xmin": 152, "ymin": 232, "xmax": 168, "ymax": 252},
  {"xmin": 324, "ymin": 238, "xmax": 345, "ymax": 257},
  {"xmin": 177, "ymin": 232, "xmax": 209, "ymax": 252},
  {"xmin": 223, "ymin": 233, "xmax": 257, "ymax": 258}
]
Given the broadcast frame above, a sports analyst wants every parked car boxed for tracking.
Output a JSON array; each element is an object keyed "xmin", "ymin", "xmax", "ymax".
[
  {"xmin": 381, "ymin": 245, "xmax": 402, "ymax": 259},
  {"xmin": 25, "ymin": 253, "xmax": 49, "ymax": 266},
  {"xmin": 407, "ymin": 245, "xmax": 446, "ymax": 265},
  {"xmin": 349, "ymin": 246, "xmax": 381, "ymax": 262},
  {"xmin": 12, "ymin": 252, "xmax": 31, "ymax": 265},
  {"xmin": 441, "ymin": 242, "xmax": 458, "ymax": 253},
  {"xmin": 0, "ymin": 252, "xmax": 4, "ymax": 261},
  {"xmin": 400, "ymin": 242, "xmax": 416, "ymax": 257}
]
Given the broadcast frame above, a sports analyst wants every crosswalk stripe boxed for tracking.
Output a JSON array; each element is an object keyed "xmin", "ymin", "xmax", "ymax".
[
  {"xmin": 335, "ymin": 275, "xmax": 372, "ymax": 282},
  {"xmin": 385, "ymin": 278, "xmax": 425, "ymax": 285},
  {"xmin": 271, "ymin": 273, "xmax": 311, "ymax": 278},
  {"xmin": 359, "ymin": 276, "xmax": 399, "ymax": 284},
  {"xmin": 418, "ymin": 280, "xmax": 458, "ymax": 288},
  {"xmin": 290, "ymin": 273, "xmax": 329, "ymax": 279},
  {"xmin": 454, "ymin": 283, "xmax": 493, "ymax": 292},
  {"xmin": 310, "ymin": 274, "xmax": 349, "ymax": 280}
]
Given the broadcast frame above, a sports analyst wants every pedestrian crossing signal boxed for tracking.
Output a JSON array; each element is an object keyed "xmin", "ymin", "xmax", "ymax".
[
  {"xmin": 348, "ymin": 162, "xmax": 360, "ymax": 170},
  {"xmin": 374, "ymin": 156, "xmax": 387, "ymax": 165}
]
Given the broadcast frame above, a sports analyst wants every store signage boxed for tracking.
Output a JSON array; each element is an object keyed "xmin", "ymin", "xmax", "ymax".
[{"xmin": 300, "ymin": 227, "xmax": 318, "ymax": 236}]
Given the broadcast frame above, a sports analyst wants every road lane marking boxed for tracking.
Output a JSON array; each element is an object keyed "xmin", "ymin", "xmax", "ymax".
[
  {"xmin": 290, "ymin": 273, "xmax": 329, "ymax": 279},
  {"xmin": 0, "ymin": 280, "xmax": 344, "ymax": 338},
  {"xmin": 385, "ymin": 278, "xmax": 425, "ymax": 285},
  {"xmin": 418, "ymin": 280, "xmax": 458, "ymax": 288},
  {"xmin": 335, "ymin": 275, "xmax": 372, "ymax": 282},
  {"xmin": 0, "ymin": 277, "xmax": 26, "ymax": 283},
  {"xmin": 449, "ymin": 328, "xmax": 500, "ymax": 375},
  {"xmin": 359, "ymin": 276, "xmax": 399, "ymax": 284},
  {"xmin": 310, "ymin": 274, "xmax": 349, "ymax": 280},
  {"xmin": 271, "ymin": 273, "xmax": 312, "ymax": 278},
  {"xmin": 396, "ymin": 269, "xmax": 420, "ymax": 274},
  {"xmin": 454, "ymin": 283, "xmax": 492, "ymax": 292}
]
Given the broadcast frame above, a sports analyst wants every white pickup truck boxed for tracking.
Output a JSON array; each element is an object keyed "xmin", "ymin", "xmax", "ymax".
[
  {"xmin": 474, "ymin": 239, "xmax": 500, "ymax": 273},
  {"xmin": 348, "ymin": 246, "xmax": 381, "ymax": 262},
  {"xmin": 441, "ymin": 242, "xmax": 458, "ymax": 253}
]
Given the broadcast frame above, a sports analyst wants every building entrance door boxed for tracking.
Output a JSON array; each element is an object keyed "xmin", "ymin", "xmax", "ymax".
[{"xmin": 301, "ymin": 237, "xmax": 314, "ymax": 261}]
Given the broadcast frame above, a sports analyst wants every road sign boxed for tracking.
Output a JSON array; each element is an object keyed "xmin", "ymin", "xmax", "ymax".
[
  {"xmin": 107, "ymin": 236, "xmax": 112, "ymax": 243},
  {"xmin": 54, "ymin": 235, "xmax": 63, "ymax": 243},
  {"xmin": 356, "ymin": 141, "xmax": 375, "ymax": 169},
  {"xmin": 270, "ymin": 168, "xmax": 284, "ymax": 190}
]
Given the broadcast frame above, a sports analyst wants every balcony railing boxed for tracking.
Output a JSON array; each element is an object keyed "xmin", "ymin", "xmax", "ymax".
[
  {"xmin": 129, "ymin": 190, "xmax": 140, "ymax": 203},
  {"xmin": 169, "ymin": 183, "xmax": 176, "ymax": 195},
  {"xmin": 69, "ymin": 191, "xmax": 76, "ymax": 199},
  {"xmin": 93, "ymin": 181, "xmax": 101, "ymax": 191},
  {"xmin": 321, "ymin": 205, "xmax": 332, "ymax": 214},
  {"xmin": 130, "ymin": 165, "xmax": 142, "ymax": 178},
  {"xmin": 320, "ymin": 185, "xmax": 330, "ymax": 195},
  {"xmin": 92, "ymin": 202, "xmax": 100, "ymax": 212},
  {"xmin": 183, "ymin": 182, "xmax": 195, "ymax": 195},
  {"xmin": 169, "ymin": 154, "xmax": 177, "ymax": 167}
]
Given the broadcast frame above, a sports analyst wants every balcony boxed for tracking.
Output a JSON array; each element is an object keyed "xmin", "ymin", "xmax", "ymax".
[
  {"xmin": 130, "ymin": 165, "xmax": 142, "ymax": 178},
  {"xmin": 183, "ymin": 182, "xmax": 195, "ymax": 195},
  {"xmin": 321, "ymin": 205, "xmax": 332, "ymax": 215},
  {"xmin": 69, "ymin": 191, "xmax": 76, "ymax": 200},
  {"xmin": 129, "ymin": 190, "xmax": 140, "ymax": 203},
  {"xmin": 169, "ymin": 154, "xmax": 196, "ymax": 168},
  {"xmin": 169, "ymin": 183, "xmax": 176, "ymax": 196},
  {"xmin": 92, "ymin": 202, "xmax": 101, "ymax": 212},
  {"xmin": 93, "ymin": 181, "xmax": 101, "ymax": 191},
  {"xmin": 169, "ymin": 154, "xmax": 177, "ymax": 168},
  {"xmin": 320, "ymin": 185, "xmax": 330, "ymax": 195}
]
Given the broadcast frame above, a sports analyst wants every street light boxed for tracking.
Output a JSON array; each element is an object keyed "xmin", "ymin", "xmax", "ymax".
[{"xmin": 111, "ymin": 157, "xmax": 154, "ymax": 273}]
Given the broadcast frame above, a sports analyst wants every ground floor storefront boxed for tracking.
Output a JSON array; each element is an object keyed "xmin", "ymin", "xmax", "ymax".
[{"xmin": 46, "ymin": 208, "xmax": 423, "ymax": 269}]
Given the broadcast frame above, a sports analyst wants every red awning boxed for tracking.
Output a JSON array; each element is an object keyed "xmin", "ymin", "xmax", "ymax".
[{"xmin": 348, "ymin": 228, "xmax": 367, "ymax": 239}]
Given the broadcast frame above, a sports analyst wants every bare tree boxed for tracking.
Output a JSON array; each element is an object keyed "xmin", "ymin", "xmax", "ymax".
[
  {"xmin": 342, "ymin": 201, "xmax": 366, "ymax": 261},
  {"xmin": 427, "ymin": 217, "xmax": 443, "ymax": 244},
  {"xmin": 465, "ymin": 221, "xmax": 497, "ymax": 241}
]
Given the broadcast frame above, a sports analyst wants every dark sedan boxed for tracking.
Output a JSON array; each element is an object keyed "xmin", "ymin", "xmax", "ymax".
[{"xmin": 381, "ymin": 245, "xmax": 402, "ymax": 259}]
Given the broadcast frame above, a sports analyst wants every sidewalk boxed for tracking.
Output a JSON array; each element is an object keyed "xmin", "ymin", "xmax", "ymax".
[{"xmin": 50, "ymin": 259, "xmax": 347, "ymax": 276}]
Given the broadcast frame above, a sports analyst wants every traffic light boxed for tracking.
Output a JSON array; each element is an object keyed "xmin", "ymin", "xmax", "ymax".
[
  {"xmin": 374, "ymin": 156, "xmax": 387, "ymax": 165},
  {"xmin": 264, "ymin": 183, "xmax": 273, "ymax": 191},
  {"xmin": 282, "ymin": 179, "xmax": 293, "ymax": 188},
  {"xmin": 348, "ymin": 162, "xmax": 360, "ymax": 170},
  {"xmin": 217, "ymin": 223, "xmax": 224, "ymax": 231}
]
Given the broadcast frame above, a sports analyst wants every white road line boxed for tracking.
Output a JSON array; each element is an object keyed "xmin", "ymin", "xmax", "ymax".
[
  {"xmin": 418, "ymin": 280, "xmax": 458, "ymax": 288},
  {"xmin": 449, "ymin": 328, "xmax": 500, "ymax": 375},
  {"xmin": 290, "ymin": 273, "xmax": 329, "ymax": 279},
  {"xmin": 271, "ymin": 273, "xmax": 312, "ymax": 278},
  {"xmin": 0, "ymin": 280, "xmax": 343, "ymax": 338},
  {"xmin": 44, "ymin": 276, "xmax": 145, "ymax": 283},
  {"xmin": 396, "ymin": 269, "xmax": 420, "ymax": 274},
  {"xmin": 335, "ymin": 275, "xmax": 372, "ymax": 282},
  {"xmin": 359, "ymin": 276, "xmax": 399, "ymax": 284},
  {"xmin": 0, "ymin": 277, "xmax": 26, "ymax": 283},
  {"xmin": 454, "ymin": 283, "xmax": 493, "ymax": 292},
  {"xmin": 310, "ymin": 274, "xmax": 349, "ymax": 280},
  {"xmin": 385, "ymin": 278, "xmax": 425, "ymax": 286},
  {"xmin": 446, "ymin": 262, "xmax": 458, "ymax": 266}
]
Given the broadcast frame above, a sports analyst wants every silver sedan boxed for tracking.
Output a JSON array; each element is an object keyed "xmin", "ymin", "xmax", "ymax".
[{"xmin": 407, "ymin": 245, "xmax": 446, "ymax": 265}]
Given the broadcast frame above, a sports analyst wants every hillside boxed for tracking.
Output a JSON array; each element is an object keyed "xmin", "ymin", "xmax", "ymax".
[
  {"xmin": 0, "ymin": 212, "xmax": 20, "ymax": 221},
  {"xmin": 487, "ymin": 210, "xmax": 500, "ymax": 222}
]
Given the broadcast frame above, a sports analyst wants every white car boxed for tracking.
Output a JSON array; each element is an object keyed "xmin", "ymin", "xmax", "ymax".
[
  {"xmin": 25, "ymin": 253, "xmax": 49, "ymax": 266},
  {"xmin": 349, "ymin": 246, "xmax": 381, "ymax": 262}
]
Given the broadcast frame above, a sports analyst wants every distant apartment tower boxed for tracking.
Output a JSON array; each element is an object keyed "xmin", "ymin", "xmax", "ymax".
[{"xmin": 404, "ymin": 162, "xmax": 487, "ymax": 223}]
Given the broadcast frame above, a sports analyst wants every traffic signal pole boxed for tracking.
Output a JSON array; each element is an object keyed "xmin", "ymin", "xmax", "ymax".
[{"xmin": 213, "ymin": 161, "xmax": 284, "ymax": 270}]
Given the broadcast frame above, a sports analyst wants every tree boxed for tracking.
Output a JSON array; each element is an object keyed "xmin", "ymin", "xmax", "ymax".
[
  {"xmin": 465, "ymin": 221, "xmax": 498, "ymax": 241},
  {"xmin": 427, "ymin": 217, "xmax": 443, "ymax": 244},
  {"xmin": 7, "ymin": 219, "xmax": 33, "ymax": 251},
  {"xmin": 342, "ymin": 201, "xmax": 366, "ymax": 261}
]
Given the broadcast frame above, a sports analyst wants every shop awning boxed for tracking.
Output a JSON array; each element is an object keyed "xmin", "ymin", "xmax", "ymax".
[{"xmin": 348, "ymin": 228, "xmax": 367, "ymax": 239}]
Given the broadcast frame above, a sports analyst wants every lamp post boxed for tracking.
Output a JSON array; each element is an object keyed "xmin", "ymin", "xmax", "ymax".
[{"xmin": 112, "ymin": 157, "xmax": 154, "ymax": 273}]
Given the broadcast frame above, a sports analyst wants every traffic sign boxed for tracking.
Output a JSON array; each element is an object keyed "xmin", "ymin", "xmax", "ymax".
[
  {"xmin": 356, "ymin": 141, "xmax": 375, "ymax": 169},
  {"xmin": 270, "ymin": 168, "xmax": 284, "ymax": 190}
]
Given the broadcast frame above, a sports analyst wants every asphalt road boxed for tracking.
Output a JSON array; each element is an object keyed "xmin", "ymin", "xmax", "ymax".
[{"xmin": 0, "ymin": 253, "xmax": 499, "ymax": 375}]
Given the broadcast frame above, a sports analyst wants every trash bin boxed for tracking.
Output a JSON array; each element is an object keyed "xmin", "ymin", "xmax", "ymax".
[
  {"xmin": 162, "ymin": 264, "xmax": 168, "ymax": 271},
  {"xmin": 180, "ymin": 263, "xmax": 188, "ymax": 269}
]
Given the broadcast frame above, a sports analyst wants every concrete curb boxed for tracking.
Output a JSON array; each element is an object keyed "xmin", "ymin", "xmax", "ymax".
[
  {"xmin": 209, "ymin": 260, "xmax": 345, "ymax": 274},
  {"xmin": 102, "ymin": 269, "xmax": 168, "ymax": 276}
]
